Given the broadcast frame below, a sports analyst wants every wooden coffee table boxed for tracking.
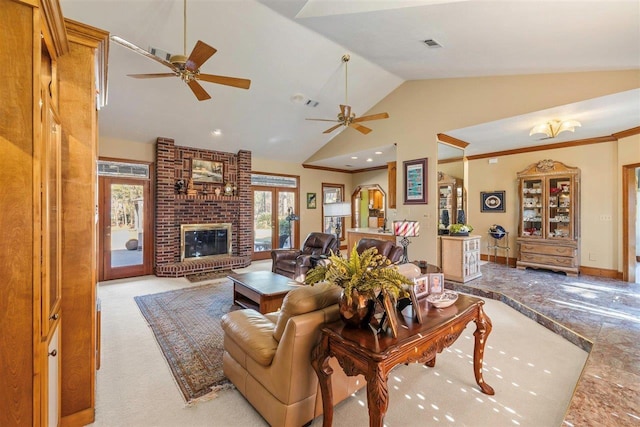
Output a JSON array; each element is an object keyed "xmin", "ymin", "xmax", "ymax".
[
  {"xmin": 312, "ymin": 294, "xmax": 494, "ymax": 427},
  {"xmin": 227, "ymin": 271, "xmax": 301, "ymax": 314}
]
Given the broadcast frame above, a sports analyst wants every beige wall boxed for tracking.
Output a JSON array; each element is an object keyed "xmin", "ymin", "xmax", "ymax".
[
  {"xmin": 313, "ymin": 70, "xmax": 640, "ymax": 270},
  {"xmin": 98, "ymin": 70, "xmax": 640, "ymax": 274},
  {"xmin": 99, "ymin": 136, "xmax": 155, "ymax": 161}
]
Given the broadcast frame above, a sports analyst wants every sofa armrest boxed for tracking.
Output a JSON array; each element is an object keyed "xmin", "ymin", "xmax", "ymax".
[
  {"xmin": 271, "ymin": 249, "xmax": 302, "ymax": 263},
  {"xmin": 221, "ymin": 309, "xmax": 278, "ymax": 366}
]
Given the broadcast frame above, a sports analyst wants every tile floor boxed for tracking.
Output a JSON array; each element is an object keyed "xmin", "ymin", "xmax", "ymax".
[{"xmin": 448, "ymin": 263, "xmax": 640, "ymax": 426}]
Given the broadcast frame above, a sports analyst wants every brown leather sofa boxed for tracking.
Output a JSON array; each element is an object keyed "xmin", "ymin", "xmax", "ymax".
[
  {"xmin": 271, "ymin": 232, "xmax": 338, "ymax": 282},
  {"xmin": 355, "ymin": 237, "xmax": 404, "ymax": 264},
  {"xmin": 221, "ymin": 282, "xmax": 364, "ymax": 427}
]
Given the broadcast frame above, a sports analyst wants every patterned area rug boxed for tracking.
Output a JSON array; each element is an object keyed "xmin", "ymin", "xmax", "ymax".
[{"xmin": 134, "ymin": 280, "xmax": 236, "ymax": 404}]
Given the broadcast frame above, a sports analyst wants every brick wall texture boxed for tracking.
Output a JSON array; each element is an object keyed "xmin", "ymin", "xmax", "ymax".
[{"xmin": 154, "ymin": 137, "xmax": 252, "ymax": 277}]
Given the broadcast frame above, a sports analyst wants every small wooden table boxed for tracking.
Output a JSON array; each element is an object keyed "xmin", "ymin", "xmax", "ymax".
[
  {"xmin": 312, "ymin": 294, "xmax": 494, "ymax": 427},
  {"xmin": 227, "ymin": 271, "xmax": 300, "ymax": 314}
]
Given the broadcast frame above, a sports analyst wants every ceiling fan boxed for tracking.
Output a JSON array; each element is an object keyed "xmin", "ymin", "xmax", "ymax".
[
  {"xmin": 109, "ymin": 0, "xmax": 250, "ymax": 101},
  {"xmin": 306, "ymin": 54, "xmax": 389, "ymax": 135}
]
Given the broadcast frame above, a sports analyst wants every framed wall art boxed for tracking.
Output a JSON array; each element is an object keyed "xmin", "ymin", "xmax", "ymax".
[
  {"xmin": 404, "ymin": 158, "xmax": 428, "ymax": 204},
  {"xmin": 306, "ymin": 192, "xmax": 317, "ymax": 209},
  {"xmin": 191, "ymin": 159, "xmax": 223, "ymax": 183},
  {"xmin": 481, "ymin": 190, "xmax": 506, "ymax": 213}
]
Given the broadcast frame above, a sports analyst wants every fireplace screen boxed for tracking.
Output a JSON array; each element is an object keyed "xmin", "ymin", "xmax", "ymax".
[{"xmin": 181, "ymin": 223, "xmax": 232, "ymax": 261}]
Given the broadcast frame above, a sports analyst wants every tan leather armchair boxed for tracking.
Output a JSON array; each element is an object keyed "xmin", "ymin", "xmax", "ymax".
[
  {"xmin": 221, "ymin": 283, "xmax": 364, "ymax": 427},
  {"xmin": 271, "ymin": 232, "xmax": 338, "ymax": 282}
]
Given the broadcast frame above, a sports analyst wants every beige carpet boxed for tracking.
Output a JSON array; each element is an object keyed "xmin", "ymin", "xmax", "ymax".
[{"xmin": 91, "ymin": 261, "xmax": 587, "ymax": 427}]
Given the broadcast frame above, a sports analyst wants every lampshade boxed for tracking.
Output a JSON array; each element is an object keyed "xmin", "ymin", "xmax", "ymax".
[
  {"xmin": 529, "ymin": 120, "xmax": 581, "ymax": 138},
  {"xmin": 324, "ymin": 202, "xmax": 351, "ymax": 217},
  {"xmin": 393, "ymin": 220, "xmax": 420, "ymax": 237}
]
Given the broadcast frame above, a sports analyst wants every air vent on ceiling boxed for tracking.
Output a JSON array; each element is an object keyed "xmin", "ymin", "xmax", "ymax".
[
  {"xmin": 423, "ymin": 39, "xmax": 442, "ymax": 48},
  {"xmin": 305, "ymin": 99, "xmax": 319, "ymax": 107}
]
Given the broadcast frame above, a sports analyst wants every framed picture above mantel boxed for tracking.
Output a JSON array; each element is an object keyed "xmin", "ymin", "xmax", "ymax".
[{"xmin": 403, "ymin": 158, "xmax": 428, "ymax": 205}]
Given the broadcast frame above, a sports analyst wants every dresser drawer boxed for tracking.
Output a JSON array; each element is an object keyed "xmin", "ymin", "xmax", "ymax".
[
  {"xmin": 519, "ymin": 242, "xmax": 576, "ymax": 257},
  {"xmin": 519, "ymin": 252, "xmax": 576, "ymax": 268}
]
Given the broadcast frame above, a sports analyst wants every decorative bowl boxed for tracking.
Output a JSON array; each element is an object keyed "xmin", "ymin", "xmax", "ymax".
[
  {"xmin": 489, "ymin": 224, "xmax": 506, "ymax": 239},
  {"xmin": 426, "ymin": 291, "xmax": 458, "ymax": 308}
]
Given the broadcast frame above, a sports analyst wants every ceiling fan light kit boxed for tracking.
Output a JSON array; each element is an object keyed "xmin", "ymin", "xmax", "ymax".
[
  {"xmin": 529, "ymin": 119, "xmax": 581, "ymax": 139},
  {"xmin": 306, "ymin": 54, "xmax": 389, "ymax": 135},
  {"xmin": 110, "ymin": 0, "xmax": 250, "ymax": 101}
]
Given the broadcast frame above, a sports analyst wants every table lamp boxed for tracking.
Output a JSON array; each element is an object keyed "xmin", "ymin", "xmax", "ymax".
[
  {"xmin": 393, "ymin": 220, "xmax": 420, "ymax": 264},
  {"xmin": 324, "ymin": 202, "xmax": 351, "ymax": 256}
]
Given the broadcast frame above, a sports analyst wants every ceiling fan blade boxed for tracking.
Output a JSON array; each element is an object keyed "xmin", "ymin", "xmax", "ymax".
[
  {"xmin": 198, "ymin": 74, "xmax": 251, "ymax": 89},
  {"xmin": 352, "ymin": 112, "xmax": 389, "ymax": 123},
  {"xmin": 187, "ymin": 80, "xmax": 212, "ymax": 101},
  {"xmin": 323, "ymin": 123, "xmax": 344, "ymax": 134},
  {"xmin": 305, "ymin": 118, "xmax": 340, "ymax": 122},
  {"xmin": 110, "ymin": 35, "xmax": 179, "ymax": 73},
  {"xmin": 349, "ymin": 123, "xmax": 372, "ymax": 135},
  {"xmin": 127, "ymin": 73, "xmax": 176, "ymax": 79},
  {"xmin": 185, "ymin": 40, "xmax": 217, "ymax": 71}
]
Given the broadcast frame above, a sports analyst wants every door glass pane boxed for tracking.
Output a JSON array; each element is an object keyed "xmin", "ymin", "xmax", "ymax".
[
  {"xmin": 278, "ymin": 191, "xmax": 296, "ymax": 249},
  {"xmin": 254, "ymin": 190, "xmax": 273, "ymax": 252},
  {"xmin": 110, "ymin": 183, "xmax": 144, "ymax": 267}
]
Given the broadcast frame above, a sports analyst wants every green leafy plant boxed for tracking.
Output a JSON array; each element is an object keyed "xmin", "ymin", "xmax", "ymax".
[
  {"xmin": 448, "ymin": 223, "xmax": 473, "ymax": 234},
  {"xmin": 304, "ymin": 247, "xmax": 414, "ymax": 302}
]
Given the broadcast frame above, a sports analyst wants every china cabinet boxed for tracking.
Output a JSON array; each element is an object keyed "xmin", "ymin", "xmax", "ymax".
[
  {"xmin": 438, "ymin": 172, "xmax": 463, "ymax": 228},
  {"xmin": 516, "ymin": 160, "xmax": 581, "ymax": 275}
]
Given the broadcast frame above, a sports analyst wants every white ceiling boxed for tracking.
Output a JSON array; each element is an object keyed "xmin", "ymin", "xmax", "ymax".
[{"xmin": 59, "ymin": 0, "xmax": 640, "ymax": 170}]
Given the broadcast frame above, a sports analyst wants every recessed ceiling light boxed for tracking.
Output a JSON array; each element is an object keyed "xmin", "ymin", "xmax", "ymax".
[
  {"xmin": 351, "ymin": 156, "xmax": 358, "ymax": 159},
  {"xmin": 374, "ymin": 151, "xmax": 382, "ymax": 155},
  {"xmin": 366, "ymin": 158, "xmax": 373, "ymax": 162},
  {"xmin": 210, "ymin": 129, "xmax": 222, "ymax": 136},
  {"xmin": 290, "ymin": 93, "xmax": 306, "ymax": 104}
]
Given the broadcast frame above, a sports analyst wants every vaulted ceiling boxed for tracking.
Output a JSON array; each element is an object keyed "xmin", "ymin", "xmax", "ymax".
[{"xmin": 60, "ymin": 0, "xmax": 640, "ymax": 169}]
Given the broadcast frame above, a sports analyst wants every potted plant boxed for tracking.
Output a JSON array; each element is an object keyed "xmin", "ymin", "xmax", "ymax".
[
  {"xmin": 304, "ymin": 247, "xmax": 414, "ymax": 327},
  {"xmin": 448, "ymin": 223, "xmax": 474, "ymax": 236}
]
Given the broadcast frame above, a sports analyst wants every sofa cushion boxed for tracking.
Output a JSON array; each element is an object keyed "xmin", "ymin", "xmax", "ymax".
[
  {"xmin": 221, "ymin": 309, "xmax": 279, "ymax": 366},
  {"xmin": 273, "ymin": 282, "xmax": 341, "ymax": 342}
]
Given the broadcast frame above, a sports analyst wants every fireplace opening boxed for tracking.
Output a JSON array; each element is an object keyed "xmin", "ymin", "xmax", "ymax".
[{"xmin": 181, "ymin": 223, "xmax": 232, "ymax": 261}]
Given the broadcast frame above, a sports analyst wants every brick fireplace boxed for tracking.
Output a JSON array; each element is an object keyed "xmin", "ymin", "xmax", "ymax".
[{"xmin": 155, "ymin": 137, "xmax": 252, "ymax": 277}]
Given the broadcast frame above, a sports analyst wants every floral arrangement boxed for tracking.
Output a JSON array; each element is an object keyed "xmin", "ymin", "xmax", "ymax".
[
  {"xmin": 448, "ymin": 223, "xmax": 474, "ymax": 234},
  {"xmin": 304, "ymin": 247, "xmax": 414, "ymax": 302}
]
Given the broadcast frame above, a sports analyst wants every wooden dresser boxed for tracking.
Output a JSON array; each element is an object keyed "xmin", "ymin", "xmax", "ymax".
[{"xmin": 440, "ymin": 235, "xmax": 482, "ymax": 282}]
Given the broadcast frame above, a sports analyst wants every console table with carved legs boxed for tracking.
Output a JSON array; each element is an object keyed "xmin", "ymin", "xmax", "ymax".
[{"xmin": 312, "ymin": 294, "xmax": 494, "ymax": 427}]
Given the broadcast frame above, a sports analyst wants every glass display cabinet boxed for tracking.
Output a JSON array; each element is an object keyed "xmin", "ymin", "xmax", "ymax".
[
  {"xmin": 516, "ymin": 160, "xmax": 581, "ymax": 275},
  {"xmin": 438, "ymin": 172, "xmax": 463, "ymax": 232}
]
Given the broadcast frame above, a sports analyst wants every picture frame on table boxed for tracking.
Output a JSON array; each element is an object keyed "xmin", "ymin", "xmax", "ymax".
[
  {"xmin": 481, "ymin": 190, "xmax": 506, "ymax": 213},
  {"xmin": 306, "ymin": 192, "xmax": 317, "ymax": 209},
  {"xmin": 191, "ymin": 159, "xmax": 224, "ymax": 183},
  {"xmin": 408, "ymin": 275, "xmax": 429, "ymax": 323},
  {"xmin": 428, "ymin": 273, "xmax": 445, "ymax": 295},
  {"xmin": 380, "ymin": 290, "xmax": 399, "ymax": 338},
  {"xmin": 403, "ymin": 158, "xmax": 428, "ymax": 205}
]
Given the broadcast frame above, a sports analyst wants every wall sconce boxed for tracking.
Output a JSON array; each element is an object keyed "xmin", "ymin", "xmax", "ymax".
[
  {"xmin": 393, "ymin": 220, "xmax": 420, "ymax": 264},
  {"xmin": 324, "ymin": 202, "xmax": 351, "ymax": 256},
  {"xmin": 529, "ymin": 120, "xmax": 581, "ymax": 139}
]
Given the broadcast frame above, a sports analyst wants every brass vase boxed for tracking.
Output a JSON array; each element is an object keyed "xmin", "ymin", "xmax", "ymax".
[{"xmin": 339, "ymin": 289, "xmax": 375, "ymax": 328}]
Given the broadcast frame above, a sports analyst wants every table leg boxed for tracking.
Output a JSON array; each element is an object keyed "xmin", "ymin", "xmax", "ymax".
[
  {"xmin": 312, "ymin": 335, "xmax": 334, "ymax": 427},
  {"xmin": 473, "ymin": 305, "xmax": 495, "ymax": 395},
  {"xmin": 365, "ymin": 365, "xmax": 389, "ymax": 427}
]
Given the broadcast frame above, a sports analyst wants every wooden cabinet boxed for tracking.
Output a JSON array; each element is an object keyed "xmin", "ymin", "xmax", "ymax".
[
  {"xmin": 387, "ymin": 161, "xmax": 396, "ymax": 209},
  {"xmin": 441, "ymin": 235, "xmax": 482, "ymax": 282},
  {"xmin": 0, "ymin": 3, "xmax": 107, "ymax": 426},
  {"xmin": 516, "ymin": 160, "xmax": 580, "ymax": 275},
  {"xmin": 438, "ymin": 172, "xmax": 463, "ymax": 226}
]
